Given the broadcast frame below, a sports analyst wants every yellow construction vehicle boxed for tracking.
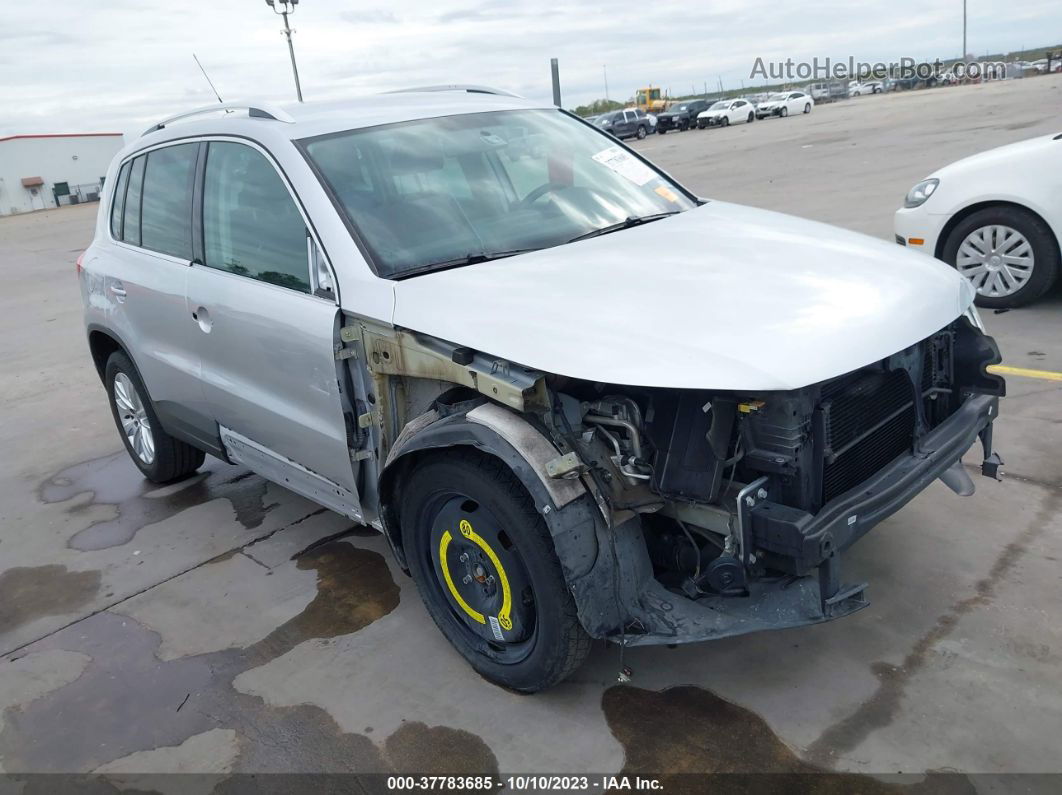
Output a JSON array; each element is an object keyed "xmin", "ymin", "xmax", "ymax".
[{"xmin": 634, "ymin": 86, "xmax": 670, "ymax": 114}]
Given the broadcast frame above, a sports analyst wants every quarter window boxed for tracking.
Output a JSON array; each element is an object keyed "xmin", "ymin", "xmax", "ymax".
[
  {"xmin": 202, "ymin": 142, "xmax": 310, "ymax": 293},
  {"xmin": 122, "ymin": 156, "xmax": 146, "ymax": 247},
  {"xmin": 109, "ymin": 161, "xmax": 131, "ymax": 239},
  {"xmin": 141, "ymin": 144, "xmax": 196, "ymax": 259}
]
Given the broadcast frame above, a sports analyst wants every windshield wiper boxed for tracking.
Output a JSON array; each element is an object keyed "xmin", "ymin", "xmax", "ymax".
[
  {"xmin": 566, "ymin": 212, "xmax": 682, "ymax": 244},
  {"xmin": 393, "ymin": 248, "xmax": 539, "ymax": 280}
]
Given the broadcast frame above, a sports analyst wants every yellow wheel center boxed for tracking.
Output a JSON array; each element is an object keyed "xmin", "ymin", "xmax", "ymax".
[{"xmin": 438, "ymin": 518, "xmax": 512, "ymax": 636}]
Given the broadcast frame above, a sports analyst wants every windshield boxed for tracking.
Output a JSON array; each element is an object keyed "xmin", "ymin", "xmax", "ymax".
[
  {"xmin": 673, "ymin": 105, "xmax": 688, "ymax": 112},
  {"xmin": 709, "ymin": 101, "xmax": 729, "ymax": 110},
  {"xmin": 302, "ymin": 109, "xmax": 697, "ymax": 278},
  {"xmin": 768, "ymin": 93, "xmax": 788, "ymax": 101}
]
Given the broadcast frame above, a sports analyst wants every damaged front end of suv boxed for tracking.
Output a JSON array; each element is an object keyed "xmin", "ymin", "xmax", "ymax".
[{"xmin": 367, "ymin": 310, "xmax": 1004, "ymax": 650}]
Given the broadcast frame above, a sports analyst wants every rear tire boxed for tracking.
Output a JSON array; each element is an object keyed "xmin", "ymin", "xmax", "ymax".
[
  {"xmin": 105, "ymin": 352, "xmax": 205, "ymax": 483},
  {"xmin": 747, "ymin": 112, "xmax": 754, "ymax": 123},
  {"xmin": 941, "ymin": 205, "xmax": 1059, "ymax": 308},
  {"xmin": 804, "ymin": 103, "xmax": 812, "ymax": 113},
  {"xmin": 400, "ymin": 452, "xmax": 591, "ymax": 693}
]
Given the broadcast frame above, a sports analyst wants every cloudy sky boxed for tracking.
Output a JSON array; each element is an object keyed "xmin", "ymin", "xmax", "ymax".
[{"xmin": 3, "ymin": 0, "xmax": 1060, "ymax": 136}]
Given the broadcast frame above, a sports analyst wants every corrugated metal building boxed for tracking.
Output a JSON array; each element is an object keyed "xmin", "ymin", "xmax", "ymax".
[{"xmin": 0, "ymin": 133, "xmax": 125, "ymax": 216}]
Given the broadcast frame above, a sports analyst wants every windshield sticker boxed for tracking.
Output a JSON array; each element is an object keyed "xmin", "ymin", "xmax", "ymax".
[
  {"xmin": 591, "ymin": 146, "xmax": 656, "ymax": 186},
  {"xmin": 654, "ymin": 185, "xmax": 679, "ymax": 203}
]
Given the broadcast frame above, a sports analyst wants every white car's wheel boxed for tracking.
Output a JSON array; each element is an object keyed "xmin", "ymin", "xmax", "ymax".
[
  {"xmin": 942, "ymin": 206, "xmax": 1060, "ymax": 308},
  {"xmin": 780, "ymin": 106, "xmax": 788, "ymax": 117},
  {"xmin": 804, "ymin": 103, "xmax": 812, "ymax": 113}
]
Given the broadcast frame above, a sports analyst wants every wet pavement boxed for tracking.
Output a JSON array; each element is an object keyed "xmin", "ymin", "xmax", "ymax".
[{"xmin": 1, "ymin": 77, "xmax": 1061, "ymax": 783}]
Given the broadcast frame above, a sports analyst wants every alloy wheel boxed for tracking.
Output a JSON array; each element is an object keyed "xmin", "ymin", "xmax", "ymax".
[{"xmin": 113, "ymin": 372, "xmax": 155, "ymax": 465}]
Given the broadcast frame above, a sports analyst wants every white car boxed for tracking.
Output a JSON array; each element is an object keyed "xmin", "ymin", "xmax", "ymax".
[
  {"xmin": 696, "ymin": 98, "xmax": 756, "ymax": 128},
  {"xmin": 755, "ymin": 91, "xmax": 814, "ymax": 118},
  {"xmin": 851, "ymin": 81, "xmax": 884, "ymax": 95},
  {"xmin": 895, "ymin": 133, "xmax": 1062, "ymax": 307}
]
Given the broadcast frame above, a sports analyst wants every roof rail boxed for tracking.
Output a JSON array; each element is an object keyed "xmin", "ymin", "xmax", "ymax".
[
  {"xmin": 385, "ymin": 85, "xmax": 522, "ymax": 98},
  {"xmin": 142, "ymin": 102, "xmax": 296, "ymax": 137}
]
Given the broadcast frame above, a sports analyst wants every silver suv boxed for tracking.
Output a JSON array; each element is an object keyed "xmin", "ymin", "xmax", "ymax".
[{"xmin": 80, "ymin": 88, "xmax": 1005, "ymax": 692}]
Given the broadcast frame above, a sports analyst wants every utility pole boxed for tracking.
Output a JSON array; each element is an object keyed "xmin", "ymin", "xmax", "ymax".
[
  {"xmin": 962, "ymin": 0, "xmax": 967, "ymax": 60},
  {"xmin": 265, "ymin": 0, "xmax": 304, "ymax": 102}
]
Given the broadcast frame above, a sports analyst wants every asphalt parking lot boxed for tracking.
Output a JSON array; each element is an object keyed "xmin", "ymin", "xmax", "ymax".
[{"xmin": 1, "ymin": 75, "xmax": 1060, "ymax": 783}]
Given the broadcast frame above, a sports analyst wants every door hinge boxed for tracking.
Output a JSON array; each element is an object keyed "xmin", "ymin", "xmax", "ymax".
[
  {"xmin": 357, "ymin": 410, "xmax": 379, "ymax": 429},
  {"xmin": 352, "ymin": 449, "xmax": 375, "ymax": 462},
  {"xmin": 334, "ymin": 344, "xmax": 359, "ymax": 361}
]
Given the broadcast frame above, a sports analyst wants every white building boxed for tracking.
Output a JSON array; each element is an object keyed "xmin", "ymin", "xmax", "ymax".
[{"xmin": 0, "ymin": 133, "xmax": 125, "ymax": 216}]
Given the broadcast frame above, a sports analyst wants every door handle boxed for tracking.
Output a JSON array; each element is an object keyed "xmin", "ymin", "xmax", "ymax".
[
  {"xmin": 192, "ymin": 306, "xmax": 212, "ymax": 333},
  {"xmin": 109, "ymin": 283, "xmax": 127, "ymax": 297}
]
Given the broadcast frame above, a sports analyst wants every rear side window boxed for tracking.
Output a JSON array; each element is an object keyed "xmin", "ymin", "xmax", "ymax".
[
  {"xmin": 141, "ymin": 144, "xmax": 197, "ymax": 260},
  {"xmin": 122, "ymin": 156, "xmax": 146, "ymax": 247},
  {"xmin": 202, "ymin": 142, "xmax": 310, "ymax": 293},
  {"xmin": 109, "ymin": 162, "xmax": 131, "ymax": 239}
]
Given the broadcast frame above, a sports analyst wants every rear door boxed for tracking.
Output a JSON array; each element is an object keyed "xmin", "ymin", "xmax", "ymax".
[
  {"xmin": 184, "ymin": 139, "xmax": 360, "ymax": 517},
  {"xmin": 97, "ymin": 144, "xmax": 214, "ymax": 449}
]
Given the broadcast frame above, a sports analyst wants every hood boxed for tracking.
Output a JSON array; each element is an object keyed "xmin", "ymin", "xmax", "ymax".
[
  {"xmin": 700, "ymin": 109, "xmax": 725, "ymax": 116},
  {"xmin": 930, "ymin": 132, "xmax": 1061, "ymax": 179},
  {"xmin": 391, "ymin": 202, "xmax": 972, "ymax": 391}
]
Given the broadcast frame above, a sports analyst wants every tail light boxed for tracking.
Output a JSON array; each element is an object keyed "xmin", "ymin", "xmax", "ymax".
[{"xmin": 76, "ymin": 251, "xmax": 85, "ymax": 276}]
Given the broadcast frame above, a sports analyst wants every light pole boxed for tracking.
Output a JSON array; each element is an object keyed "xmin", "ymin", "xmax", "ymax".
[
  {"xmin": 962, "ymin": 0, "xmax": 967, "ymax": 61},
  {"xmin": 265, "ymin": 0, "xmax": 303, "ymax": 102}
]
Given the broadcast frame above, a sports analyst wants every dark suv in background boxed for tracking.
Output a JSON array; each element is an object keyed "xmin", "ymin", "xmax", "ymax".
[
  {"xmin": 594, "ymin": 109, "xmax": 651, "ymax": 140},
  {"xmin": 655, "ymin": 100, "xmax": 711, "ymax": 133}
]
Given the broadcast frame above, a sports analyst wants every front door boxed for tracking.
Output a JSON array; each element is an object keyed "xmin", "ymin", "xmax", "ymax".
[{"xmin": 185, "ymin": 139, "xmax": 359, "ymax": 518}]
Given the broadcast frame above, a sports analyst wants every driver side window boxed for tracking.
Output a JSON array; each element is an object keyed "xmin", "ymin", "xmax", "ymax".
[{"xmin": 202, "ymin": 142, "xmax": 311, "ymax": 293}]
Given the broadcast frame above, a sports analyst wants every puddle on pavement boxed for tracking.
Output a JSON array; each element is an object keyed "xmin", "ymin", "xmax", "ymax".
[
  {"xmin": 602, "ymin": 684, "xmax": 974, "ymax": 793},
  {"xmin": 243, "ymin": 541, "xmax": 401, "ymax": 666},
  {"xmin": 39, "ymin": 452, "xmax": 275, "ymax": 551},
  {"xmin": 383, "ymin": 721, "xmax": 500, "ymax": 777},
  {"xmin": 0, "ymin": 564, "xmax": 101, "ymax": 635},
  {"xmin": 1, "ymin": 541, "xmax": 423, "ymax": 775}
]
